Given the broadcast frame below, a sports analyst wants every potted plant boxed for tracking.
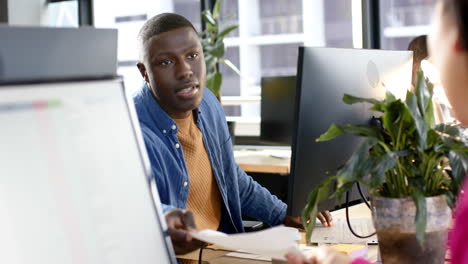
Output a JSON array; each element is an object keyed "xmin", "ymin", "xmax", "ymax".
[
  {"xmin": 200, "ymin": 0, "xmax": 240, "ymax": 143},
  {"xmin": 200, "ymin": 0, "xmax": 240, "ymax": 100},
  {"xmin": 303, "ymin": 72, "xmax": 468, "ymax": 264}
]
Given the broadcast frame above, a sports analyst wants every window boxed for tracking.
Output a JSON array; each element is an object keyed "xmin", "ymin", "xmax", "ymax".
[
  {"xmin": 379, "ymin": 0, "xmax": 437, "ymax": 50},
  {"xmin": 220, "ymin": 0, "xmax": 356, "ymax": 136},
  {"xmin": 92, "ymin": 0, "xmax": 358, "ymax": 135},
  {"xmin": 93, "ymin": 0, "xmax": 201, "ymax": 95},
  {"xmin": 47, "ymin": 1, "xmax": 79, "ymax": 27}
]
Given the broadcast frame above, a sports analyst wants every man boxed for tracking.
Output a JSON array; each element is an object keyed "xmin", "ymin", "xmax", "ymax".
[{"xmin": 134, "ymin": 13, "xmax": 332, "ymax": 254}]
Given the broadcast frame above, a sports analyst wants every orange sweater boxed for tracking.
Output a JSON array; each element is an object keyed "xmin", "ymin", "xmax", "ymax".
[{"xmin": 173, "ymin": 112, "xmax": 222, "ymax": 231}]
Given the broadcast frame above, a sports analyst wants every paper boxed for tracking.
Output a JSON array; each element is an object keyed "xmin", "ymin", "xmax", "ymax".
[
  {"xmin": 225, "ymin": 252, "xmax": 272, "ymax": 261},
  {"xmin": 191, "ymin": 225, "xmax": 301, "ymax": 260}
]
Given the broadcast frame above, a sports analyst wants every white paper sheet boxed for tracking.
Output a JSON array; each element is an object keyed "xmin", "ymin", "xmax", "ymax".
[{"xmin": 191, "ymin": 225, "xmax": 301, "ymax": 260}]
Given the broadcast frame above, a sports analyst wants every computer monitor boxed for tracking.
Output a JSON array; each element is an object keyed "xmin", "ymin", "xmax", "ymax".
[
  {"xmin": 0, "ymin": 26, "xmax": 176, "ymax": 264},
  {"xmin": 0, "ymin": 79, "xmax": 176, "ymax": 264},
  {"xmin": 0, "ymin": 26, "xmax": 117, "ymax": 83},
  {"xmin": 288, "ymin": 47, "xmax": 412, "ymax": 216},
  {"xmin": 260, "ymin": 76, "xmax": 296, "ymax": 146}
]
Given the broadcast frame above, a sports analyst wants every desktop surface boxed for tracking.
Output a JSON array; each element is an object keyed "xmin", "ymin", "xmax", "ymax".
[{"xmin": 234, "ymin": 145, "xmax": 291, "ymax": 174}]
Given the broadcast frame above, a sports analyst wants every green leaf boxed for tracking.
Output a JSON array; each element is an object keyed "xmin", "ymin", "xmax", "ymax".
[
  {"xmin": 426, "ymin": 130, "xmax": 440, "ymax": 149},
  {"xmin": 220, "ymin": 59, "xmax": 241, "ymax": 75},
  {"xmin": 435, "ymin": 123, "xmax": 464, "ymax": 137},
  {"xmin": 208, "ymin": 40, "xmax": 225, "ymax": 58},
  {"xmin": 415, "ymin": 72, "xmax": 430, "ymax": 115},
  {"xmin": 342, "ymin": 94, "xmax": 382, "ymax": 106},
  {"xmin": 342, "ymin": 124, "xmax": 383, "ymax": 140},
  {"xmin": 212, "ymin": 0, "xmax": 221, "ymax": 20},
  {"xmin": 406, "ymin": 92, "xmax": 428, "ymax": 150},
  {"xmin": 411, "ymin": 189, "xmax": 427, "ymax": 247},
  {"xmin": 302, "ymin": 176, "xmax": 336, "ymax": 241},
  {"xmin": 448, "ymin": 150, "xmax": 468, "ymax": 186},
  {"xmin": 205, "ymin": 54, "xmax": 218, "ymax": 74},
  {"xmin": 384, "ymin": 91, "xmax": 397, "ymax": 103},
  {"xmin": 424, "ymin": 98, "xmax": 435, "ymax": 129},
  {"xmin": 206, "ymin": 72, "xmax": 222, "ymax": 96},
  {"xmin": 336, "ymin": 138, "xmax": 379, "ymax": 184},
  {"xmin": 219, "ymin": 24, "xmax": 238, "ymax": 38},
  {"xmin": 202, "ymin": 11, "xmax": 216, "ymax": 26},
  {"xmin": 435, "ymin": 124, "xmax": 468, "ymax": 151},
  {"xmin": 316, "ymin": 124, "xmax": 344, "ymax": 142},
  {"xmin": 369, "ymin": 151, "xmax": 399, "ymax": 188},
  {"xmin": 317, "ymin": 124, "xmax": 382, "ymax": 142},
  {"xmin": 381, "ymin": 100, "xmax": 405, "ymax": 137}
]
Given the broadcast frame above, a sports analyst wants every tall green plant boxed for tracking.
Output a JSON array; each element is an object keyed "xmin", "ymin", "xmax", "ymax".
[
  {"xmin": 303, "ymin": 72, "xmax": 468, "ymax": 246},
  {"xmin": 200, "ymin": 0, "xmax": 240, "ymax": 98}
]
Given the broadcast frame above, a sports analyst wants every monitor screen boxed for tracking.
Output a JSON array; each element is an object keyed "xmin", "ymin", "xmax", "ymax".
[
  {"xmin": 260, "ymin": 76, "xmax": 296, "ymax": 146},
  {"xmin": 288, "ymin": 47, "xmax": 413, "ymax": 216},
  {"xmin": 0, "ymin": 80, "xmax": 176, "ymax": 264}
]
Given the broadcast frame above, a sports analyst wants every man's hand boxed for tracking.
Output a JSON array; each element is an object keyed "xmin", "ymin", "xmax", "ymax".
[
  {"xmin": 285, "ymin": 246, "xmax": 352, "ymax": 264},
  {"xmin": 283, "ymin": 215, "xmax": 303, "ymax": 229},
  {"xmin": 283, "ymin": 211, "xmax": 333, "ymax": 229},
  {"xmin": 317, "ymin": 211, "xmax": 333, "ymax": 227},
  {"xmin": 165, "ymin": 209, "xmax": 207, "ymax": 255}
]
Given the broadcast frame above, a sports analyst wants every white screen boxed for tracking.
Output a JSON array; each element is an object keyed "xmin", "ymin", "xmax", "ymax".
[{"xmin": 0, "ymin": 80, "xmax": 173, "ymax": 264}]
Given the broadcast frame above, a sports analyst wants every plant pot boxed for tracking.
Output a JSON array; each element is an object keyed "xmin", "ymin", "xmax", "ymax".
[{"xmin": 371, "ymin": 195, "xmax": 451, "ymax": 264}]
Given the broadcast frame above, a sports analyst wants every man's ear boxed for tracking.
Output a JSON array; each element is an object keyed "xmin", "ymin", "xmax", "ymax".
[{"xmin": 137, "ymin": 62, "xmax": 149, "ymax": 82}]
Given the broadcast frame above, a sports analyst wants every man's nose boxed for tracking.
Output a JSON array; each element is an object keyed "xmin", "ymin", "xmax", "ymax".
[{"xmin": 176, "ymin": 60, "xmax": 193, "ymax": 80}]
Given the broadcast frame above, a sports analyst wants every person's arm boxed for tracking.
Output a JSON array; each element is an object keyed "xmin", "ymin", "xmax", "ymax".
[
  {"xmin": 165, "ymin": 209, "xmax": 207, "ymax": 255},
  {"xmin": 235, "ymin": 163, "xmax": 333, "ymax": 227}
]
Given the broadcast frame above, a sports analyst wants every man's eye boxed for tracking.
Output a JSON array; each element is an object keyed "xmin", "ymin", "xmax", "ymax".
[
  {"xmin": 187, "ymin": 53, "xmax": 199, "ymax": 59},
  {"xmin": 159, "ymin": 60, "xmax": 172, "ymax": 66}
]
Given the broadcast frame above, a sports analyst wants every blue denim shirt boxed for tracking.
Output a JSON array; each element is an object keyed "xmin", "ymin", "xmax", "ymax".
[{"xmin": 133, "ymin": 84, "xmax": 287, "ymax": 233}]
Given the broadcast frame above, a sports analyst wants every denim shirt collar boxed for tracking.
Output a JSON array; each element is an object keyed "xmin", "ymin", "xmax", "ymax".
[{"xmin": 140, "ymin": 83, "xmax": 202, "ymax": 135}]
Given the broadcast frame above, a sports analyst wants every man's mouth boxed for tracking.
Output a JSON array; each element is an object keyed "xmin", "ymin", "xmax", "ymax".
[{"xmin": 176, "ymin": 84, "xmax": 200, "ymax": 98}]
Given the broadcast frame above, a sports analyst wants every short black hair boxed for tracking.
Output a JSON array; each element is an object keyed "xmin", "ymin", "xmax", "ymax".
[{"xmin": 138, "ymin": 13, "xmax": 197, "ymax": 59}]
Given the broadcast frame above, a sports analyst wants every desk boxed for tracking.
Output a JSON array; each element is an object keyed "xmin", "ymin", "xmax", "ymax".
[
  {"xmin": 179, "ymin": 203, "xmax": 378, "ymax": 263},
  {"xmin": 233, "ymin": 147, "xmax": 291, "ymax": 174}
]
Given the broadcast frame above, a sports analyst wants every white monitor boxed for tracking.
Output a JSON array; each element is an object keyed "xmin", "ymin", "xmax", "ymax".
[{"xmin": 0, "ymin": 79, "xmax": 176, "ymax": 264}]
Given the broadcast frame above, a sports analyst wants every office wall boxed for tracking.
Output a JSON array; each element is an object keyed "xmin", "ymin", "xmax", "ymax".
[{"xmin": 8, "ymin": 0, "xmax": 49, "ymax": 26}]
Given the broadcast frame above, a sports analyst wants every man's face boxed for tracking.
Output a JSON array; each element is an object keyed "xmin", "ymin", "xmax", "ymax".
[{"xmin": 138, "ymin": 27, "xmax": 206, "ymax": 119}]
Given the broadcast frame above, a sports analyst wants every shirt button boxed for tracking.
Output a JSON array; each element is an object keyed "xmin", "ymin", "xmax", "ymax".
[
  {"xmin": 183, "ymin": 181, "xmax": 188, "ymax": 187},
  {"xmin": 171, "ymin": 125, "xmax": 176, "ymax": 130},
  {"xmin": 175, "ymin": 143, "xmax": 180, "ymax": 149},
  {"xmin": 162, "ymin": 129, "xmax": 167, "ymax": 134}
]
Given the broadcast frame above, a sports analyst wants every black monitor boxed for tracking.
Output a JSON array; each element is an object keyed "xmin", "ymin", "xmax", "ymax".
[
  {"xmin": 260, "ymin": 76, "xmax": 296, "ymax": 146},
  {"xmin": 287, "ymin": 47, "xmax": 413, "ymax": 216}
]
